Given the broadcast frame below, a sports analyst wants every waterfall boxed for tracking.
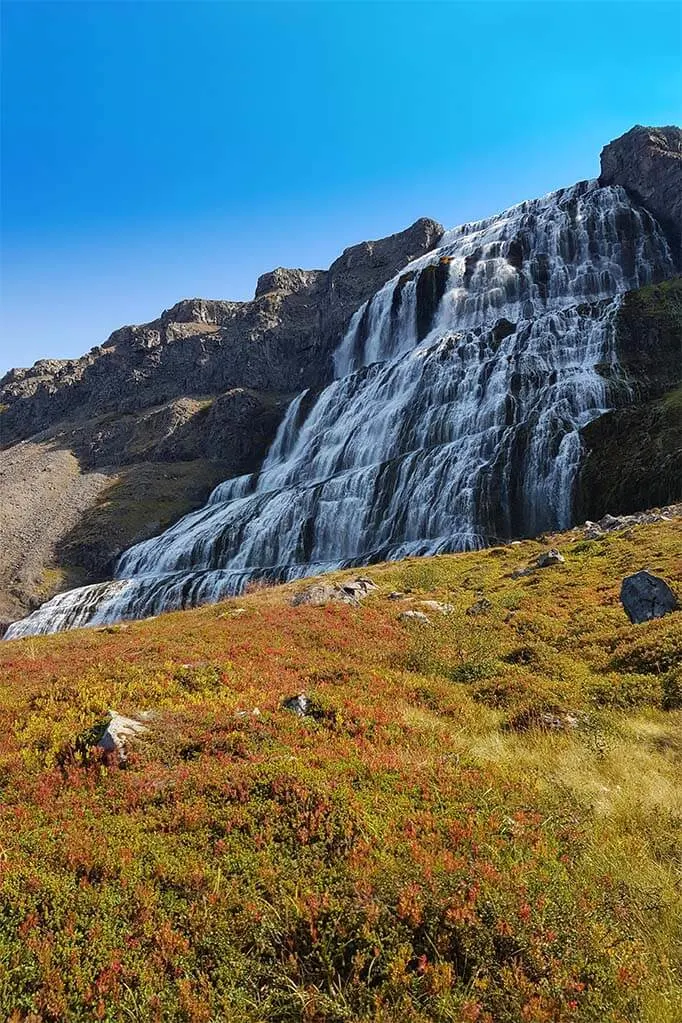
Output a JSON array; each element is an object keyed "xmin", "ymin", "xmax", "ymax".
[{"xmin": 6, "ymin": 181, "xmax": 675, "ymax": 638}]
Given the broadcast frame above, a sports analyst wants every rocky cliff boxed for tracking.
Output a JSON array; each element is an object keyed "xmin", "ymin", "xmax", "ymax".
[
  {"xmin": 600, "ymin": 124, "xmax": 682, "ymax": 264},
  {"xmin": 577, "ymin": 277, "xmax": 682, "ymax": 518},
  {"xmin": 0, "ymin": 218, "xmax": 443, "ymax": 621}
]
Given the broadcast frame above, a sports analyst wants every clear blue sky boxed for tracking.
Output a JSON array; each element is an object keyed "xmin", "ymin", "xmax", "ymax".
[{"xmin": 1, "ymin": 1, "xmax": 680, "ymax": 375}]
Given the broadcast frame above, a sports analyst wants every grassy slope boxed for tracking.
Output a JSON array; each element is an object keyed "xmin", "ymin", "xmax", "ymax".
[{"xmin": 0, "ymin": 520, "xmax": 681, "ymax": 1023}]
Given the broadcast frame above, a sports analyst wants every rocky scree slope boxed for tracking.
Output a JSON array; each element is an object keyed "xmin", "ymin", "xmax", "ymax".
[{"xmin": 0, "ymin": 219, "xmax": 443, "ymax": 622}]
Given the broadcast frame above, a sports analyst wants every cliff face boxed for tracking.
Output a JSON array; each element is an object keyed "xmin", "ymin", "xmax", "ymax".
[
  {"xmin": 576, "ymin": 278, "xmax": 682, "ymax": 519},
  {"xmin": 600, "ymin": 125, "xmax": 682, "ymax": 264},
  {"xmin": 0, "ymin": 218, "xmax": 443, "ymax": 620},
  {"xmin": 0, "ymin": 218, "xmax": 443, "ymax": 447}
]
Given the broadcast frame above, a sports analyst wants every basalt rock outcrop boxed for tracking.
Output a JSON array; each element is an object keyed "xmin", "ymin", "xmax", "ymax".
[
  {"xmin": 576, "ymin": 277, "xmax": 682, "ymax": 519},
  {"xmin": 0, "ymin": 217, "xmax": 444, "ymax": 447},
  {"xmin": 600, "ymin": 125, "xmax": 682, "ymax": 265},
  {"xmin": 620, "ymin": 570, "xmax": 679, "ymax": 624}
]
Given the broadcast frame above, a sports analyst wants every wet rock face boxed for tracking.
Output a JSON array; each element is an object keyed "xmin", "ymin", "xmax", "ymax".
[
  {"xmin": 576, "ymin": 278, "xmax": 682, "ymax": 522},
  {"xmin": 600, "ymin": 125, "xmax": 682, "ymax": 264},
  {"xmin": 620, "ymin": 570, "xmax": 679, "ymax": 624}
]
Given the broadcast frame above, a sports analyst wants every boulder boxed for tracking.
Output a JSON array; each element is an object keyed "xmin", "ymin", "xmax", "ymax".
[
  {"xmin": 466, "ymin": 597, "xmax": 492, "ymax": 616},
  {"xmin": 290, "ymin": 584, "xmax": 338, "ymax": 607},
  {"xmin": 96, "ymin": 711, "xmax": 149, "ymax": 763},
  {"xmin": 399, "ymin": 610, "xmax": 431, "ymax": 625},
  {"xmin": 535, "ymin": 549, "xmax": 565, "ymax": 568},
  {"xmin": 581, "ymin": 507, "xmax": 681, "ymax": 541},
  {"xmin": 418, "ymin": 600, "xmax": 455, "ymax": 614},
  {"xmin": 282, "ymin": 693, "xmax": 311, "ymax": 717},
  {"xmin": 511, "ymin": 566, "xmax": 535, "ymax": 579},
  {"xmin": 620, "ymin": 570, "xmax": 679, "ymax": 624},
  {"xmin": 511, "ymin": 549, "xmax": 564, "ymax": 578},
  {"xmin": 290, "ymin": 577, "xmax": 377, "ymax": 607}
]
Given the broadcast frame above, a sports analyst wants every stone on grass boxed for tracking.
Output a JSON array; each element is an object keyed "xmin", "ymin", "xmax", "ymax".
[
  {"xmin": 419, "ymin": 600, "xmax": 455, "ymax": 614},
  {"xmin": 539, "ymin": 711, "xmax": 581, "ymax": 731},
  {"xmin": 466, "ymin": 597, "xmax": 492, "ymax": 616},
  {"xmin": 282, "ymin": 693, "xmax": 310, "ymax": 717},
  {"xmin": 97, "ymin": 711, "xmax": 149, "ymax": 763},
  {"xmin": 290, "ymin": 577, "xmax": 377, "ymax": 607},
  {"xmin": 535, "ymin": 549, "xmax": 565, "ymax": 568},
  {"xmin": 620, "ymin": 570, "xmax": 679, "ymax": 624},
  {"xmin": 399, "ymin": 610, "xmax": 432, "ymax": 625}
]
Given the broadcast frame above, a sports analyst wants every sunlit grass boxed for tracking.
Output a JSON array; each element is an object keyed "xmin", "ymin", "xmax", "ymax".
[{"xmin": 0, "ymin": 517, "xmax": 680, "ymax": 1021}]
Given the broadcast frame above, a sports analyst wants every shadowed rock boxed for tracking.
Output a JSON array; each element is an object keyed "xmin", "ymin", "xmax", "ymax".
[
  {"xmin": 282, "ymin": 693, "xmax": 310, "ymax": 717},
  {"xmin": 96, "ymin": 711, "xmax": 150, "ymax": 763},
  {"xmin": 620, "ymin": 570, "xmax": 679, "ymax": 624},
  {"xmin": 399, "ymin": 610, "xmax": 431, "ymax": 625},
  {"xmin": 600, "ymin": 125, "xmax": 682, "ymax": 264},
  {"xmin": 535, "ymin": 549, "xmax": 565, "ymax": 568}
]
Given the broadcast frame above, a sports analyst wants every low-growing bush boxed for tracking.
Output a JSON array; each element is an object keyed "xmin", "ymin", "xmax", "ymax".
[
  {"xmin": 662, "ymin": 666, "xmax": 682, "ymax": 710},
  {"xmin": 609, "ymin": 618, "xmax": 682, "ymax": 675},
  {"xmin": 588, "ymin": 672, "xmax": 664, "ymax": 709}
]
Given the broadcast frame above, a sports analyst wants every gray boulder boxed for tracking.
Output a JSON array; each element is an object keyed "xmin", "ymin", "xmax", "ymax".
[
  {"xmin": 418, "ymin": 600, "xmax": 455, "ymax": 614},
  {"xmin": 399, "ymin": 610, "xmax": 432, "ymax": 625},
  {"xmin": 620, "ymin": 570, "xmax": 679, "ymax": 623},
  {"xmin": 290, "ymin": 576, "xmax": 377, "ymax": 607},
  {"xmin": 466, "ymin": 597, "xmax": 492, "ymax": 616},
  {"xmin": 282, "ymin": 693, "xmax": 311, "ymax": 717},
  {"xmin": 535, "ymin": 549, "xmax": 565, "ymax": 568},
  {"xmin": 96, "ymin": 710, "xmax": 149, "ymax": 763}
]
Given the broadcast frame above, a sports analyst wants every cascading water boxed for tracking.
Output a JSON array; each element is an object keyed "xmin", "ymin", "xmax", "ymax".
[{"xmin": 6, "ymin": 180, "xmax": 675, "ymax": 638}]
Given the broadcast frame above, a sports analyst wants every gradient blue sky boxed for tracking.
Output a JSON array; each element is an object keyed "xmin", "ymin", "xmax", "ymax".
[{"xmin": 2, "ymin": 1, "xmax": 681, "ymax": 374}]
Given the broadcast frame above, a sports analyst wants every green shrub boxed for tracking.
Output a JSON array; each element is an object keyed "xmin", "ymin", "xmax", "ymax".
[
  {"xmin": 662, "ymin": 666, "xmax": 682, "ymax": 710},
  {"xmin": 588, "ymin": 672, "xmax": 663, "ymax": 709}
]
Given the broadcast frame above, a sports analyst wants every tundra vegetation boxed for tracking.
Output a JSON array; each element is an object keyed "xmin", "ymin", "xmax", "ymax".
[{"xmin": 0, "ymin": 519, "xmax": 680, "ymax": 1022}]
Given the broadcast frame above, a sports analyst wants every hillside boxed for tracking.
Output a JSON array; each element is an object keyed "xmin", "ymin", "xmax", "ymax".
[{"xmin": 1, "ymin": 514, "xmax": 680, "ymax": 1021}]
